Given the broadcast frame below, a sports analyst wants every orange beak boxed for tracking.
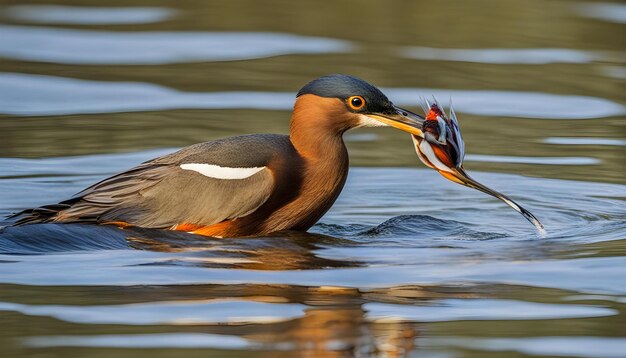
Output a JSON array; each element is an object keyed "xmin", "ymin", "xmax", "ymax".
[{"xmin": 366, "ymin": 106, "xmax": 425, "ymax": 136}]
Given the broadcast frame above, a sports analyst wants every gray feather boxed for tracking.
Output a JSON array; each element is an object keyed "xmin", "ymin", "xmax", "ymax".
[{"xmin": 11, "ymin": 134, "xmax": 293, "ymax": 228}]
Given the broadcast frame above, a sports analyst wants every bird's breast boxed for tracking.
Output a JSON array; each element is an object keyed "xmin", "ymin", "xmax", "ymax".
[{"xmin": 259, "ymin": 144, "xmax": 349, "ymax": 233}]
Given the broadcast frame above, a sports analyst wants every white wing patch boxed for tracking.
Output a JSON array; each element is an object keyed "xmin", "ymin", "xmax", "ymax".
[{"xmin": 180, "ymin": 163, "xmax": 266, "ymax": 180}]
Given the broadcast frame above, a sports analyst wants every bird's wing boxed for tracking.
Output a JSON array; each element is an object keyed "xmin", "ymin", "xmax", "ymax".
[
  {"xmin": 12, "ymin": 134, "xmax": 290, "ymax": 229},
  {"xmin": 84, "ymin": 162, "xmax": 274, "ymax": 229}
]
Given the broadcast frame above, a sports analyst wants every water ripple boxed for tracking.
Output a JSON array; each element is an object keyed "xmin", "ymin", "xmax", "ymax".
[
  {"xmin": 1, "ymin": 156, "xmax": 625, "ymax": 294},
  {"xmin": 0, "ymin": 299, "xmax": 307, "ymax": 325},
  {"xmin": 603, "ymin": 66, "xmax": 626, "ymax": 79},
  {"xmin": 357, "ymin": 215, "xmax": 504, "ymax": 240},
  {"xmin": 543, "ymin": 137, "xmax": 626, "ymax": 146},
  {"xmin": 4, "ymin": 6, "xmax": 177, "ymax": 25},
  {"xmin": 0, "ymin": 253, "xmax": 624, "ymax": 294},
  {"xmin": 400, "ymin": 47, "xmax": 621, "ymax": 64},
  {"xmin": 464, "ymin": 154, "xmax": 601, "ymax": 165},
  {"xmin": 0, "ymin": 25, "xmax": 353, "ymax": 64},
  {"xmin": 24, "ymin": 333, "xmax": 255, "ymax": 349},
  {"xmin": 0, "ymin": 297, "xmax": 611, "ymax": 329},
  {"xmin": 1, "ymin": 73, "xmax": 623, "ymax": 119},
  {"xmin": 382, "ymin": 88, "xmax": 626, "ymax": 119},
  {"xmin": 421, "ymin": 337, "xmax": 626, "ymax": 358},
  {"xmin": 0, "ymin": 224, "xmax": 130, "ymax": 254},
  {"xmin": 573, "ymin": 2, "xmax": 626, "ymax": 24},
  {"xmin": 365, "ymin": 298, "xmax": 615, "ymax": 322}
]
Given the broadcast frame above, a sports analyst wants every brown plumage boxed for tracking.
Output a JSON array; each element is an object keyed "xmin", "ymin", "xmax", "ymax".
[{"xmin": 9, "ymin": 74, "xmax": 424, "ymax": 237}]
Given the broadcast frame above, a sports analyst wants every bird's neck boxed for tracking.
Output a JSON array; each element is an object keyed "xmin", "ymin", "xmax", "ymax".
[
  {"xmin": 289, "ymin": 100, "xmax": 349, "ymax": 182},
  {"xmin": 278, "ymin": 96, "xmax": 350, "ymax": 230},
  {"xmin": 289, "ymin": 95, "xmax": 351, "ymax": 160}
]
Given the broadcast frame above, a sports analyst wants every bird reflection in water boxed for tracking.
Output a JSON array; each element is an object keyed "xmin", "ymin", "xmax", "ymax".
[
  {"xmin": 0, "ymin": 223, "xmax": 482, "ymax": 356},
  {"xmin": 125, "ymin": 227, "xmax": 362, "ymax": 270},
  {"xmin": 243, "ymin": 304, "xmax": 417, "ymax": 357},
  {"xmin": 147, "ymin": 283, "xmax": 472, "ymax": 356}
]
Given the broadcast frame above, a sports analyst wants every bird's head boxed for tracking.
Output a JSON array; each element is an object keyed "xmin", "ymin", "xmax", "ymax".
[{"xmin": 293, "ymin": 74, "xmax": 424, "ymax": 135}]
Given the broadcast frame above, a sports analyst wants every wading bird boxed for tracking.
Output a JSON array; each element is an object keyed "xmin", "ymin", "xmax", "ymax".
[{"xmin": 9, "ymin": 74, "xmax": 425, "ymax": 237}]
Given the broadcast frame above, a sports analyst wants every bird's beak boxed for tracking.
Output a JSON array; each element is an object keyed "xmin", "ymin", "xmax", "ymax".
[
  {"xmin": 438, "ymin": 166, "xmax": 546, "ymax": 235},
  {"xmin": 367, "ymin": 106, "xmax": 425, "ymax": 136}
]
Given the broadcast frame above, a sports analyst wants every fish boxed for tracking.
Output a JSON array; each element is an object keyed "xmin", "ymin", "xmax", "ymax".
[{"xmin": 412, "ymin": 98, "xmax": 546, "ymax": 236}]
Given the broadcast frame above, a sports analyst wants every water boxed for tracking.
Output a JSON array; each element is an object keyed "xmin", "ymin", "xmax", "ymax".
[{"xmin": 0, "ymin": 0, "xmax": 625, "ymax": 357}]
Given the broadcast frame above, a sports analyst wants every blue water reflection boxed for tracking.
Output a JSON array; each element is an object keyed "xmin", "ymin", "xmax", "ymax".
[
  {"xmin": 0, "ymin": 0, "xmax": 624, "ymax": 356},
  {"xmin": 573, "ymin": 2, "xmax": 626, "ymax": 24},
  {"xmin": 464, "ymin": 154, "xmax": 600, "ymax": 165},
  {"xmin": 5, "ymin": 5, "xmax": 177, "ymax": 25},
  {"xmin": 400, "ymin": 47, "xmax": 613, "ymax": 64},
  {"xmin": 543, "ymin": 137, "xmax": 626, "ymax": 146},
  {"xmin": 0, "ymin": 25, "xmax": 353, "ymax": 64},
  {"xmin": 421, "ymin": 337, "xmax": 626, "ymax": 358},
  {"xmin": 24, "ymin": 333, "xmax": 254, "ymax": 349},
  {"xmin": 0, "ymin": 299, "xmax": 307, "ymax": 325},
  {"xmin": 4, "ymin": 297, "xmax": 609, "ymax": 326},
  {"xmin": 1, "ymin": 73, "xmax": 623, "ymax": 118}
]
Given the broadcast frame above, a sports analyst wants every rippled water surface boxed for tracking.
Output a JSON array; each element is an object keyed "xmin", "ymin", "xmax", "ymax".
[{"xmin": 0, "ymin": 1, "xmax": 625, "ymax": 357}]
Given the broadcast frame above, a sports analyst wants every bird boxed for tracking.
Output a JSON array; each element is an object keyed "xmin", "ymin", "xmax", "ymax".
[{"xmin": 8, "ymin": 74, "xmax": 425, "ymax": 237}]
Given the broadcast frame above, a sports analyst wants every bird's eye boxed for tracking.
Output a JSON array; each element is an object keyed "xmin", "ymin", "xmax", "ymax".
[{"xmin": 347, "ymin": 96, "xmax": 365, "ymax": 111}]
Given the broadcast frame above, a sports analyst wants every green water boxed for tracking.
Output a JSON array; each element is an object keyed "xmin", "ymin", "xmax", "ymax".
[{"xmin": 0, "ymin": 0, "xmax": 625, "ymax": 357}]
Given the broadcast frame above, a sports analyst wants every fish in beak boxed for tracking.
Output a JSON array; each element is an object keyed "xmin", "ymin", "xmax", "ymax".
[{"xmin": 412, "ymin": 98, "xmax": 546, "ymax": 236}]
